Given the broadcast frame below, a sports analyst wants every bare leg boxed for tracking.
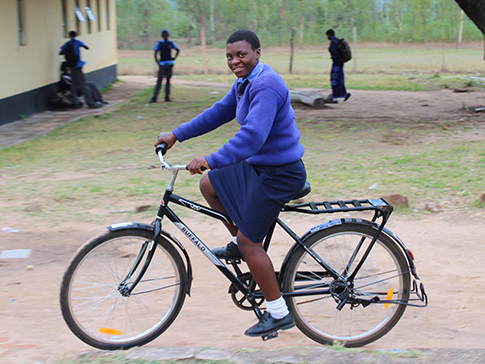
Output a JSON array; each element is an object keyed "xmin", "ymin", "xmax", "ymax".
[
  {"xmin": 200, "ymin": 173, "xmax": 238, "ymax": 236},
  {"xmin": 200, "ymin": 174, "xmax": 281, "ymax": 301},
  {"xmin": 237, "ymin": 232, "xmax": 281, "ymax": 301}
]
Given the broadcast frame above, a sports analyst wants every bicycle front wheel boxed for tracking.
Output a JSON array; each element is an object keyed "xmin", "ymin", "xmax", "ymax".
[
  {"xmin": 283, "ymin": 220, "xmax": 411, "ymax": 347},
  {"xmin": 60, "ymin": 228, "xmax": 188, "ymax": 350}
]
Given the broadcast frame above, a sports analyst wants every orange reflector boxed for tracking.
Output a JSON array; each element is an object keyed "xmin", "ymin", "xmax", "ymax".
[
  {"xmin": 99, "ymin": 328, "xmax": 121, "ymax": 336},
  {"xmin": 384, "ymin": 287, "xmax": 394, "ymax": 309}
]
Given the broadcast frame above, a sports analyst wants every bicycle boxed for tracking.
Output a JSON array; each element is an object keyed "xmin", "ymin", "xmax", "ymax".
[{"xmin": 60, "ymin": 144, "xmax": 427, "ymax": 350}]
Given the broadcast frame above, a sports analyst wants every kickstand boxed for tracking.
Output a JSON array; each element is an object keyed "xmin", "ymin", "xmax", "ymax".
[{"xmin": 261, "ymin": 331, "xmax": 278, "ymax": 341}]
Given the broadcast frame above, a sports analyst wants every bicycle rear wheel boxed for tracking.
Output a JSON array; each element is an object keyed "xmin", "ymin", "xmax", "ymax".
[
  {"xmin": 60, "ymin": 228, "xmax": 187, "ymax": 350},
  {"xmin": 283, "ymin": 220, "xmax": 411, "ymax": 347}
]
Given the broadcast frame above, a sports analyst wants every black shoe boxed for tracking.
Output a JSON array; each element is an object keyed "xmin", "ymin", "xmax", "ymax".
[
  {"xmin": 149, "ymin": 99, "xmax": 157, "ymax": 103},
  {"xmin": 344, "ymin": 92, "xmax": 351, "ymax": 102},
  {"xmin": 165, "ymin": 98, "xmax": 172, "ymax": 102},
  {"xmin": 88, "ymin": 102, "xmax": 103, "ymax": 109},
  {"xmin": 100, "ymin": 100, "xmax": 109, "ymax": 104},
  {"xmin": 212, "ymin": 242, "xmax": 244, "ymax": 261},
  {"xmin": 244, "ymin": 312, "xmax": 295, "ymax": 337},
  {"xmin": 72, "ymin": 104, "xmax": 82, "ymax": 110}
]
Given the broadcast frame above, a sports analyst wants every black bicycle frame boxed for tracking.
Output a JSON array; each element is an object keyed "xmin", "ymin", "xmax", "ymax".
[{"xmin": 154, "ymin": 191, "xmax": 356, "ymax": 301}]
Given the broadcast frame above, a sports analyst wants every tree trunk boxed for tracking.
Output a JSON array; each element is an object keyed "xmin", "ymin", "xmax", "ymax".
[
  {"xmin": 198, "ymin": 1, "xmax": 209, "ymax": 74},
  {"xmin": 210, "ymin": 0, "xmax": 216, "ymax": 44},
  {"xmin": 455, "ymin": 0, "xmax": 485, "ymax": 35},
  {"xmin": 279, "ymin": 1, "xmax": 285, "ymax": 47},
  {"xmin": 299, "ymin": 15, "xmax": 304, "ymax": 49},
  {"xmin": 289, "ymin": 90, "xmax": 332, "ymax": 109},
  {"xmin": 458, "ymin": 9, "xmax": 464, "ymax": 48},
  {"xmin": 289, "ymin": 27, "xmax": 295, "ymax": 74}
]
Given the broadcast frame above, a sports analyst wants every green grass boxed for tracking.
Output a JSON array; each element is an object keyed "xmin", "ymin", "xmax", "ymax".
[
  {"xmin": 57, "ymin": 350, "xmax": 238, "ymax": 364},
  {"xmin": 0, "ymin": 80, "xmax": 484, "ymax": 226},
  {"xmin": 119, "ymin": 42, "xmax": 485, "ymax": 91}
]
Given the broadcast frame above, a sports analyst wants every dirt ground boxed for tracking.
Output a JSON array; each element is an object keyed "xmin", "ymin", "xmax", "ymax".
[{"xmin": 1, "ymin": 76, "xmax": 485, "ymax": 364}]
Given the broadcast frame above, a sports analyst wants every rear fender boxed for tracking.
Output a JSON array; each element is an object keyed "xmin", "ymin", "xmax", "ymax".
[{"xmin": 278, "ymin": 218, "xmax": 419, "ymax": 286}]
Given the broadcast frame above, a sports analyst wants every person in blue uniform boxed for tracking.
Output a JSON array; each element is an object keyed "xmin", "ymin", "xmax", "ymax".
[
  {"xmin": 326, "ymin": 29, "xmax": 351, "ymax": 103},
  {"xmin": 149, "ymin": 30, "xmax": 180, "ymax": 103},
  {"xmin": 154, "ymin": 30, "xmax": 306, "ymax": 338},
  {"xmin": 59, "ymin": 31, "xmax": 102, "ymax": 109}
]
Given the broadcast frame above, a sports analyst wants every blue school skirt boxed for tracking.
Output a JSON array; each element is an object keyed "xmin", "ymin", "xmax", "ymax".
[{"xmin": 208, "ymin": 159, "xmax": 306, "ymax": 243}]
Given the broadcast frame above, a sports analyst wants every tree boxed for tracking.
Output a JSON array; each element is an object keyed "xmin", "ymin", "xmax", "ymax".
[{"xmin": 455, "ymin": 0, "xmax": 485, "ymax": 34}]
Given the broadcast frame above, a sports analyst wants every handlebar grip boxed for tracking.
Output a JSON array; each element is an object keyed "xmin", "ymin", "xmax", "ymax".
[
  {"xmin": 155, "ymin": 143, "xmax": 168, "ymax": 156},
  {"xmin": 184, "ymin": 166, "xmax": 207, "ymax": 171}
]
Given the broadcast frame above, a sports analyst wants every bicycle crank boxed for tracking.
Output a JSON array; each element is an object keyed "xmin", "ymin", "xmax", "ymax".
[{"xmin": 229, "ymin": 273, "xmax": 265, "ymax": 311}]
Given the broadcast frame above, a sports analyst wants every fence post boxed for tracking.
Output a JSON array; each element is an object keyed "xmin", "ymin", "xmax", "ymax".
[
  {"xmin": 353, "ymin": 26, "xmax": 357, "ymax": 72},
  {"xmin": 289, "ymin": 26, "xmax": 296, "ymax": 74}
]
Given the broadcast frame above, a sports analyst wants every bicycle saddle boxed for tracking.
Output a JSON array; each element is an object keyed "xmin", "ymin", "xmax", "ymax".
[{"xmin": 294, "ymin": 181, "xmax": 311, "ymax": 200}]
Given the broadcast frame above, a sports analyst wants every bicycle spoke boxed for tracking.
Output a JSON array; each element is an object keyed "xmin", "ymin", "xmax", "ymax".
[{"xmin": 283, "ymin": 223, "xmax": 410, "ymax": 347}]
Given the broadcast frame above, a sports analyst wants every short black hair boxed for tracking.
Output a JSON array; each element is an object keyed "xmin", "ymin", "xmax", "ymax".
[
  {"xmin": 69, "ymin": 30, "xmax": 77, "ymax": 38},
  {"xmin": 226, "ymin": 30, "xmax": 260, "ymax": 50},
  {"xmin": 326, "ymin": 29, "xmax": 335, "ymax": 37}
]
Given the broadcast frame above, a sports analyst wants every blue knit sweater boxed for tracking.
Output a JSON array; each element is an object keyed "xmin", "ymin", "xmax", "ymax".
[{"xmin": 173, "ymin": 65, "xmax": 304, "ymax": 169}]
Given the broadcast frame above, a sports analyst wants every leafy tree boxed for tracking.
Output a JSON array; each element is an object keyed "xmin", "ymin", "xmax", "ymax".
[{"xmin": 116, "ymin": 0, "xmax": 484, "ymax": 49}]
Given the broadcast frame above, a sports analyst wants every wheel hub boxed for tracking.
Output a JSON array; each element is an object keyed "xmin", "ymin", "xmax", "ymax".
[
  {"xmin": 329, "ymin": 278, "xmax": 350, "ymax": 301},
  {"xmin": 118, "ymin": 281, "xmax": 130, "ymax": 297}
]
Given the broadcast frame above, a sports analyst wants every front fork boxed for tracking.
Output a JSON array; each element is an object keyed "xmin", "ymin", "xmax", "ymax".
[{"xmin": 117, "ymin": 220, "xmax": 162, "ymax": 297}]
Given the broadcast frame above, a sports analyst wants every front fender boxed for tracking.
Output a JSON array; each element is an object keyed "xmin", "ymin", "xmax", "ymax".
[{"xmin": 107, "ymin": 222, "xmax": 193, "ymax": 295}]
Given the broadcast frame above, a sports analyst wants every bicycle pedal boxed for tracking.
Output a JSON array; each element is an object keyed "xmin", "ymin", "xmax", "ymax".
[
  {"xmin": 261, "ymin": 331, "xmax": 278, "ymax": 341},
  {"xmin": 225, "ymin": 258, "xmax": 242, "ymax": 264}
]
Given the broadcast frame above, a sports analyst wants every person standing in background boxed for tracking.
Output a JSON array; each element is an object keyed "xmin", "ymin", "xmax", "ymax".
[
  {"xmin": 149, "ymin": 30, "xmax": 180, "ymax": 103},
  {"xmin": 326, "ymin": 29, "xmax": 351, "ymax": 103}
]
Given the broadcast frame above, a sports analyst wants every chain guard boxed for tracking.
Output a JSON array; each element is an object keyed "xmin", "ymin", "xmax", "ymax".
[{"xmin": 229, "ymin": 273, "xmax": 265, "ymax": 311}]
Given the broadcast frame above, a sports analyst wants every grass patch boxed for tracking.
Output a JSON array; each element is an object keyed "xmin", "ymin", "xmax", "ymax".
[
  {"xmin": 119, "ymin": 42, "xmax": 485, "ymax": 92},
  {"xmin": 364, "ymin": 348, "xmax": 423, "ymax": 359},
  {"xmin": 58, "ymin": 350, "xmax": 238, "ymax": 364},
  {"xmin": 0, "ymin": 83, "xmax": 483, "ymax": 226}
]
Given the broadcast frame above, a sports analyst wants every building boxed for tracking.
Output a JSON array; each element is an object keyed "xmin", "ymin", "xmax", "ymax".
[{"xmin": 0, "ymin": 0, "xmax": 117, "ymax": 126}]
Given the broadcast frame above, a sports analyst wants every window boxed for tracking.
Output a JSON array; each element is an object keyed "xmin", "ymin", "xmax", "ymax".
[
  {"xmin": 17, "ymin": 0, "xmax": 25, "ymax": 45},
  {"xmin": 86, "ymin": 0, "xmax": 97, "ymax": 33},
  {"xmin": 75, "ymin": 0, "xmax": 87, "ymax": 35},
  {"xmin": 61, "ymin": 0, "xmax": 68, "ymax": 38}
]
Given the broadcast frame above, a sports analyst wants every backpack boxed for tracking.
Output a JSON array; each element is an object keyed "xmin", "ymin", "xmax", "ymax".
[
  {"xmin": 337, "ymin": 38, "xmax": 352, "ymax": 63},
  {"xmin": 64, "ymin": 40, "xmax": 79, "ymax": 68}
]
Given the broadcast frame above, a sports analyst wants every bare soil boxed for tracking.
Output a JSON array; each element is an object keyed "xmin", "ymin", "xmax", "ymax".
[{"xmin": 1, "ymin": 76, "xmax": 485, "ymax": 364}]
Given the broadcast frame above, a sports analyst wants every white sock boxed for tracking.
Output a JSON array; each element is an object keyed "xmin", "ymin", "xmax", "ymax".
[
  {"xmin": 231, "ymin": 236, "xmax": 238, "ymax": 245},
  {"xmin": 265, "ymin": 296, "xmax": 289, "ymax": 319}
]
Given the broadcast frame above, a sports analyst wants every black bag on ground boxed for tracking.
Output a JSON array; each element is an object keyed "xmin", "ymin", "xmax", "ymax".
[
  {"xmin": 49, "ymin": 90, "xmax": 74, "ymax": 110},
  {"xmin": 337, "ymin": 38, "xmax": 352, "ymax": 63}
]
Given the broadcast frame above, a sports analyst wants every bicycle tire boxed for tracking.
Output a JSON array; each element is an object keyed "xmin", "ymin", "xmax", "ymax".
[
  {"xmin": 282, "ymin": 219, "xmax": 411, "ymax": 347},
  {"xmin": 60, "ymin": 228, "xmax": 188, "ymax": 350}
]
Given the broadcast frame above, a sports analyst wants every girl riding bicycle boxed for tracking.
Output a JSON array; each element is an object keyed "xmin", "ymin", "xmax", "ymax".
[{"xmin": 155, "ymin": 30, "xmax": 306, "ymax": 338}]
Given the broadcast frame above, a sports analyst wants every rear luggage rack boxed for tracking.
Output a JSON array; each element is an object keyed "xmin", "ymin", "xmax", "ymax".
[{"xmin": 283, "ymin": 198, "xmax": 394, "ymax": 221}]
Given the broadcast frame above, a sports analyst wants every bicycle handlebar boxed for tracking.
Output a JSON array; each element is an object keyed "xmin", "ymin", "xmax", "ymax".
[{"xmin": 155, "ymin": 143, "xmax": 206, "ymax": 172}]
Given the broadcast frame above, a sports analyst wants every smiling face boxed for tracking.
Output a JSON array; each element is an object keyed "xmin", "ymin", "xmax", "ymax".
[{"xmin": 226, "ymin": 40, "xmax": 261, "ymax": 79}]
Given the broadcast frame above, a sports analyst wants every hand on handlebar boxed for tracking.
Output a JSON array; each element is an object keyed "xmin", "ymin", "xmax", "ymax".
[
  {"xmin": 154, "ymin": 132, "xmax": 177, "ymax": 149},
  {"xmin": 187, "ymin": 157, "xmax": 209, "ymax": 175}
]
